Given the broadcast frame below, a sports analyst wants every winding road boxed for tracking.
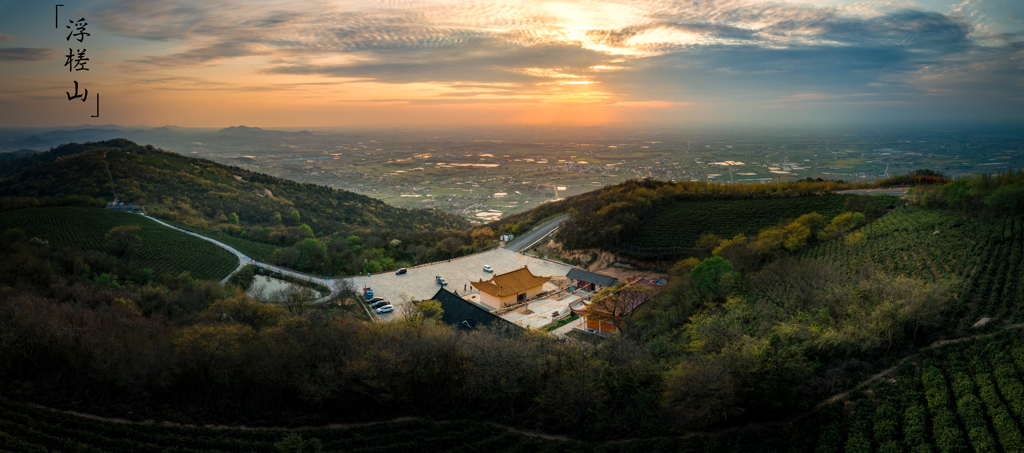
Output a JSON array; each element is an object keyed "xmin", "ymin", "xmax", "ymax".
[
  {"xmin": 139, "ymin": 212, "xmax": 574, "ymax": 307},
  {"xmin": 503, "ymin": 214, "xmax": 569, "ymax": 252},
  {"xmin": 138, "ymin": 214, "xmax": 338, "ymax": 303}
]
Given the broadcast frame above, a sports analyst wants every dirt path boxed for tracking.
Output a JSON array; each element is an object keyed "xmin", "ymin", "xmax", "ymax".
[{"xmin": 25, "ymin": 404, "xmax": 571, "ymax": 442}]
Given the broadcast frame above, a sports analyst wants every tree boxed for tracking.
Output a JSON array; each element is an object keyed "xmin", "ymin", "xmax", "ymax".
[
  {"xmin": 298, "ymin": 223, "xmax": 315, "ymax": 240},
  {"xmin": 272, "ymin": 211, "xmax": 283, "ymax": 224},
  {"xmin": 364, "ymin": 260, "xmax": 382, "ymax": 274},
  {"xmin": 228, "ymin": 212, "xmax": 239, "ymax": 225},
  {"xmin": 106, "ymin": 225, "xmax": 142, "ymax": 256},
  {"xmin": 472, "ymin": 227, "xmax": 494, "ymax": 248},
  {"xmin": 694, "ymin": 233, "xmax": 723, "ymax": 258},
  {"xmin": 270, "ymin": 285, "xmax": 317, "ymax": 315},
  {"xmin": 299, "ymin": 238, "xmax": 328, "ymax": 270},
  {"xmin": 690, "ymin": 256, "xmax": 735, "ymax": 303},
  {"xmin": 984, "ymin": 182, "xmax": 1024, "ymax": 216},
  {"xmin": 437, "ymin": 237, "xmax": 463, "ymax": 257},
  {"xmin": 289, "ymin": 210, "xmax": 301, "ymax": 223},
  {"xmin": 414, "ymin": 299, "xmax": 444, "ymax": 321},
  {"xmin": 275, "ymin": 434, "xmax": 323, "ymax": 453},
  {"xmin": 662, "ymin": 357, "xmax": 739, "ymax": 428},
  {"xmin": 819, "ymin": 212, "xmax": 866, "ymax": 241},
  {"xmin": 844, "ymin": 196, "xmax": 868, "ymax": 213},
  {"xmin": 588, "ymin": 280, "xmax": 656, "ymax": 336}
]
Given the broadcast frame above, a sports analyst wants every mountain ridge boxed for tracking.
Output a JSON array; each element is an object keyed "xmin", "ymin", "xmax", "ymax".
[{"xmin": 0, "ymin": 138, "xmax": 470, "ymax": 236}]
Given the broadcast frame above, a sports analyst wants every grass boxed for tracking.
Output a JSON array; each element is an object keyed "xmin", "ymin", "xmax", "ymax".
[
  {"xmin": 542, "ymin": 313, "xmax": 579, "ymax": 332},
  {"xmin": 0, "ymin": 206, "xmax": 238, "ymax": 281},
  {"xmin": 316, "ymin": 300, "xmax": 372, "ymax": 322}
]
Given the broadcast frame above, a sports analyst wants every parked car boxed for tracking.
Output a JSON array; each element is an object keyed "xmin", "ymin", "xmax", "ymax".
[
  {"xmin": 376, "ymin": 305, "xmax": 394, "ymax": 314},
  {"xmin": 396, "ymin": 268, "xmax": 408, "ymax": 275},
  {"xmin": 483, "ymin": 265, "xmax": 493, "ymax": 273},
  {"xmin": 436, "ymin": 276, "xmax": 448, "ymax": 286},
  {"xmin": 366, "ymin": 297, "xmax": 384, "ymax": 304},
  {"xmin": 371, "ymin": 301, "xmax": 391, "ymax": 309}
]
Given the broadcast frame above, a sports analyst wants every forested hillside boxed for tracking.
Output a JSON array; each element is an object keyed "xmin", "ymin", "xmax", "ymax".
[
  {"xmin": 0, "ymin": 139, "xmax": 469, "ymax": 235},
  {"xmin": 0, "ymin": 139, "xmax": 496, "ymax": 276}
]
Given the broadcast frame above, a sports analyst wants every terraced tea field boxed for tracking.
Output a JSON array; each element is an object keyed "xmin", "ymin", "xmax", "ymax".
[
  {"xmin": 0, "ymin": 207, "xmax": 239, "ymax": 281},
  {"xmin": 165, "ymin": 221, "xmax": 281, "ymax": 262},
  {"xmin": 805, "ymin": 207, "xmax": 1024, "ymax": 336},
  {"xmin": 622, "ymin": 194, "xmax": 900, "ymax": 253}
]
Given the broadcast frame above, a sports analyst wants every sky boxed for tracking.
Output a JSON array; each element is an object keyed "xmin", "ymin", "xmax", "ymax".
[{"xmin": 0, "ymin": 0, "xmax": 1022, "ymax": 128}]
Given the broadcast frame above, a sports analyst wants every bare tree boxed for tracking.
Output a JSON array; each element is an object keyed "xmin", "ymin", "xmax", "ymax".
[
  {"xmin": 587, "ymin": 281, "xmax": 656, "ymax": 336},
  {"xmin": 268, "ymin": 285, "xmax": 317, "ymax": 315},
  {"xmin": 333, "ymin": 278, "xmax": 357, "ymax": 306}
]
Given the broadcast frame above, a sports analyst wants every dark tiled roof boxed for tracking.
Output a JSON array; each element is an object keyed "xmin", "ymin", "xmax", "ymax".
[
  {"xmin": 470, "ymin": 266, "xmax": 550, "ymax": 297},
  {"xmin": 567, "ymin": 268, "xmax": 619, "ymax": 288},
  {"xmin": 431, "ymin": 288, "xmax": 520, "ymax": 331}
]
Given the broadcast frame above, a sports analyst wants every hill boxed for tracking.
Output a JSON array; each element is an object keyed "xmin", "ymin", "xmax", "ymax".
[
  {"xmin": 486, "ymin": 178, "xmax": 869, "ymax": 252},
  {"xmin": 0, "ymin": 139, "xmax": 471, "ymax": 236},
  {"xmin": 621, "ymin": 194, "xmax": 900, "ymax": 254},
  {"xmin": 0, "ymin": 206, "xmax": 238, "ymax": 281}
]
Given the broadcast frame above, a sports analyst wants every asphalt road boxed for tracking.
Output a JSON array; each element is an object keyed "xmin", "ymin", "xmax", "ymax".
[{"xmin": 503, "ymin": 214, "xmax": 569, "ymax": 252}]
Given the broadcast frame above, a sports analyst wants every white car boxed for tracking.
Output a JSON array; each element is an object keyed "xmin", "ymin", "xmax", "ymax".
[
  {"xmin": 483, "ymin": 265, "xmax": 494, "ymax": 273},
  {"xmin": 376, "ymin": 305, "xmax": 394, "ymax": 314}
]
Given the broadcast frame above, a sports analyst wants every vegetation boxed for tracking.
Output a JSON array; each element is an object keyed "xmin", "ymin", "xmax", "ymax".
[
  {"xmin": 0, "ymin": 140, "xmax": 503, "ymax": 277},
  {"xmin": 5, "ymin": 165, "xmax": 1024, "ymax": 449},
  {"xmin": 910, "ymin": 169, "xmax": 1024, "ymax": 217},
  {"xmin": 0, "ymin": 206, "xmax": 238, "ymax": 281},
  {"xmin": 486, "ymin": 178, "xmax": 868, "ymax": 251},
  {"xmin": 170, "ymin": 221, "xmax": 282, "ymax": 262},
  {"xmin": 621, "ymin": 194, "xmax": 899, "ymax": 253},
  {"xmin": 0, "ymin": 139, "xmax": 469, "ymax": 234},
  {"xmin": 803, "ymin": 206, "xmax": 1024, "ymax": 336},
  {"xmin": 876, "ymin": 168, "xmax": 952, "ymax": 187},
  {"xmin": 8, "ymin": 330, "xmax": 1024, "ymax": 452}
]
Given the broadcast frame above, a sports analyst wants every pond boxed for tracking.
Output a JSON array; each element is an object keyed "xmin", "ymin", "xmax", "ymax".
[{"xmin": 247, "ymin": 275, "xmax": 306, "ymax": 301}]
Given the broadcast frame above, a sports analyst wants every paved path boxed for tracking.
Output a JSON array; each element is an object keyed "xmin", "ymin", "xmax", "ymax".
[
  {"xmin": 836, "ymin": 188, "xmax": 909, "ymax": 196},
  {"xmin": 549, "ymin": 315, "xmax": 585, "ymax": 338},
  {"xmin": 503, "ymin": 214, "xmax": 569, "ymax": 252},
  {"xmin": 138, "ymin": 214, "xmax": 338, "ymax": 303}
]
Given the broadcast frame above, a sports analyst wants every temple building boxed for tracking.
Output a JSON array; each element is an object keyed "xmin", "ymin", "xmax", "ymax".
[{"xmin": 470, "ymin": 265, "xmax": 550, "ymax": 310}]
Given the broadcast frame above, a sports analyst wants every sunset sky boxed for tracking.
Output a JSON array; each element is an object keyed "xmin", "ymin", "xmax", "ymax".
[{"xmin": 1, "ymin": 0, "xmax": 1022, "ymax": 127}]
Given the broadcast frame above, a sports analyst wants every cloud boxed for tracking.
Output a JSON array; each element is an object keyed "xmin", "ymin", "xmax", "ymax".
[
  {"xmin": 0, "ymin": 34, "xmax": 15, "ymax": 42},
  {"xmin": 0, "ymin": 47, "xmax": 59, "ymax": 62},
  {"xmin": 87, "ymin": 0, "xmax": 1021, "ymax": 116},
  {"xmin": 262, "ymin": 40, "xmax": 611, "ymax": 86}
]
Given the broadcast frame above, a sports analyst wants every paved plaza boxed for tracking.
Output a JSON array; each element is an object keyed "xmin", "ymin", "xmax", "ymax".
[
  {"xmin": 346, "ymin": 248, "xmax": 577, "ymax": 320},
  {"xmin": 499, "ymin": 289, "xmax": 585, "ymax": 329}
]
